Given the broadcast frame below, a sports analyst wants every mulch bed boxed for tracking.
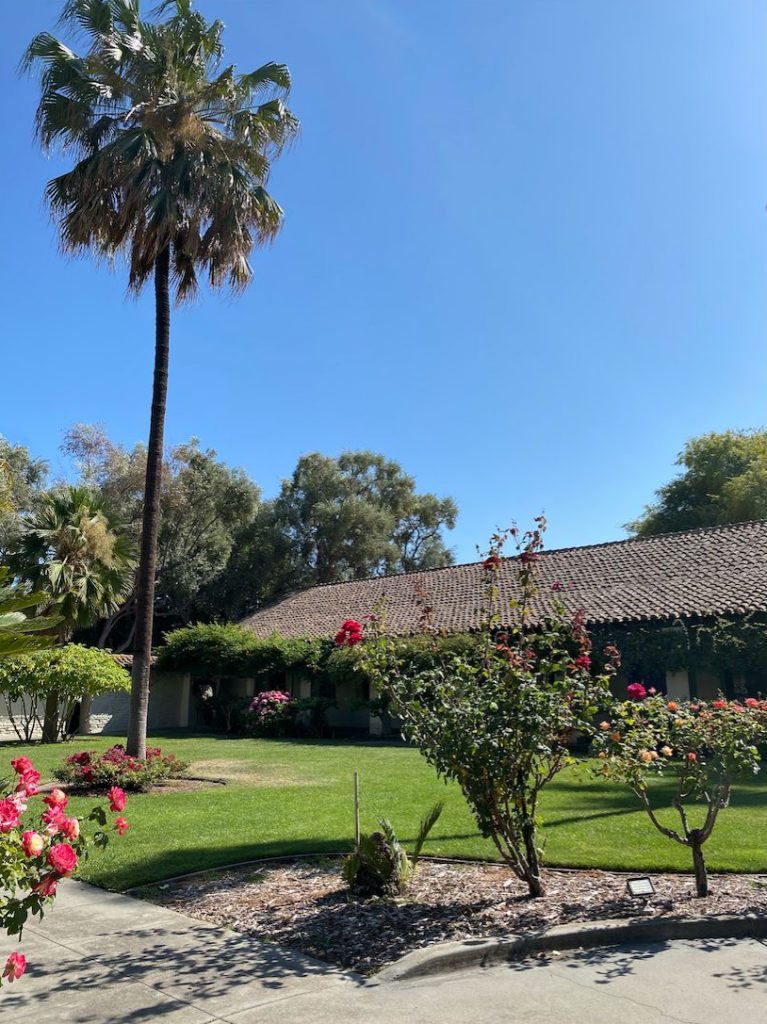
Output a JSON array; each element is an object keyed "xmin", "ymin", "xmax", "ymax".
[{"xmin": 141, "ymin": 858, "xmax": 767, "ymax": 975}]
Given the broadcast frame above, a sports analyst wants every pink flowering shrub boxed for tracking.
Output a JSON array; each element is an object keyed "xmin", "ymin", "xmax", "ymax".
[
  {"xmin": 0, "ymin": 756, "xmax": 128, "ymax": 987},
  {"xmin": 247, "ymin": 690, "xmax": 295, "ymax": 736},
  {"xmin": 54, "ymin": 745, "xmax": 188, "ymax": 792},
  {"xmin": 593, "ymin": 688, "xmax": 767, "ymax": 896}
]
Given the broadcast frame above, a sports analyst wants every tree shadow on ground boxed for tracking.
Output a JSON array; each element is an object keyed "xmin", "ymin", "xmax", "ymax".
[
  {"xmin": 1, "ymin": 919, "xmax": 363, "ymax": 1024},
  {"xmin": 505, "ymin": 936, "xmax": 750, "ymax": 986}
]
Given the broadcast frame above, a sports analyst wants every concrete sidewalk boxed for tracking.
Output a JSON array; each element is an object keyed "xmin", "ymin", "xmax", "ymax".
[
  {"xmin": 1, "ymin": 881, "xmax": 766, "ymax": 1023},
  {"xmin": 0, "ymin": 880, "xmax": 360, "ymax": 1022}
]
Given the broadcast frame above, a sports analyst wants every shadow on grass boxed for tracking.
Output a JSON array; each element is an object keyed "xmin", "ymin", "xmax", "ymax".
[{"xmin": 99, "ymin": 838, "xmax": 356, "ymax": 890}]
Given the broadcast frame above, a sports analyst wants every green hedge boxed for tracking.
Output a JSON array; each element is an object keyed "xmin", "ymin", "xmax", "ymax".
[
  {"xmin": 157, "ymin": 623, "xmax": 486, "ymax": 688},
  {"xmin": 159, "ymin": 614, "xmax": 767, "ymax": 690}
]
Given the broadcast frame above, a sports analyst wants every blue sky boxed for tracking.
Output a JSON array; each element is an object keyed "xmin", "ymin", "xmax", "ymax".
[{"xmin": 2, "ymin": 0, "xmax": 765, "ymax": 562}]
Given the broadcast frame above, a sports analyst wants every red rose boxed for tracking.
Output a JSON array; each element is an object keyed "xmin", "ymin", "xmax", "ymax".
[
  {"xmin": 627, "ymin": 683, "xmax": 647, "ymax": 701},
  {"xmin": 574, "ymin": 655, "xmax": 591, "ymax": 670},
  {"xmin": 47, "ymin": 842, "xmax": 77, "ymax": 876},
  {"xmin": 482, "ymin": 554, "xmax": 501, "ymax": 570},
  {"xmin": 114, "ymin": 816, "xmax": 129, "ymax": 836},
  {"xmin": 334, "ymin": 620, "xmax": 363, "ymax": 647},
  {"xmin": 713, "ymin": 699, "xmax": 727, "ymax": 710},
  {"xmin": 34, "ymin": 874, "xmax": 58, "ymax": 898},
  {"xmin": 108, "ymin": 786, "xmax": 127, "ymax": 812}
]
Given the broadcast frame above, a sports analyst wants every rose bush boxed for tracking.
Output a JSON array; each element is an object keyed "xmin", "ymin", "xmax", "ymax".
[
  {"xmin": 54, "ymin": 744, "xmax": 188, "ymax": 792},
  {"xmin": 357, "ymin": 519, "xmax": 618, "ymax": 897},
  {"xmin": 593, "ymin": 688, "xmax": 767, "ymax": 895},
  {"xmin": 1, "ymin": 756, "xmax": 128, "ymax": 987}
]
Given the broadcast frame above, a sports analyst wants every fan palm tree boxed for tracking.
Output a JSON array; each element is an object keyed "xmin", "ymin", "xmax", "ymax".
[
  {"xmin": 0, "ymin": 568, "xmax": 59, "ymax": 661},
  {"xmin": 14, "ymin": 486, "xmax": 135, "ymax": 739},
  {"xmin": 24, "ymin": 0, "xmax": 298, "ymax": 755}
]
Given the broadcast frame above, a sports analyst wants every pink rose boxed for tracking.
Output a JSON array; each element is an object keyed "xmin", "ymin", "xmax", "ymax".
[
  {"xmin": 108, "ymin": 786, "xmax": 127, "ymax": 812},
  {"xmin": 42, "ymin": 807, "xmax": 65, "ymax": 836},
  {"xmin": 3, "ymin": 952, "xmax": 26, "ymax": 983},
  {"xmin": 0, "ymin": 797, "xmax": 21, "ymax": 834},
  {"xmin": 114, "ymin": 816, "xmax": 129, "ymax": 836},
  {"xmin": 16, "ymin": 769, "xmax": 40, "ymax": 797},
  {"xmin": 34, "ymin": 874, "xmax": 58, "ymax": 898},
  {"xmin": 627, "ymin": 683, "xmax": 647, "ymax": 701},
  {"xmin": 11, "ymin": 756, "xmax": 34, "ymax": 776},
  {"xmin": 60, "ymin": 818, "xmax": 80, "ymax": 841},
  {"xmin": 43, "ymin": 788, "xmax": 68, "ymax": 810},
  {"xmin": 47, "ymin": 842, "xmax": 77, "ymax": 876},
  {"xmin": 21, "ymin": 831, "xmax": 45, "ymax": 858}
]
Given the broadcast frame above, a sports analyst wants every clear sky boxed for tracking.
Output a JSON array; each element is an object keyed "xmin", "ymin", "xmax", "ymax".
[{"xmin": 2, "ymin": 0, "xmax": 765, "ymax": 562}]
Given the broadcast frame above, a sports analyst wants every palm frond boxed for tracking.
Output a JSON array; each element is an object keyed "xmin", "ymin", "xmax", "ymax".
[
  {"xmin": 24, "ymin": 0, "xmax": 298, "ymax": 301},
  {"xmin": 411, "ymin": 800, "xmax": 445, "ymax": 868}
]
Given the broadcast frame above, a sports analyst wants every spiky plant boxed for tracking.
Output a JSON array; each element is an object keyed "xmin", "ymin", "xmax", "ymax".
[
  {"xmin": 342, "ymin": 801, "xmax": 445, "ymax": 897},
  {"xmin": 23, "ymin": 0, "xmax": 298, "ymax": 756}
]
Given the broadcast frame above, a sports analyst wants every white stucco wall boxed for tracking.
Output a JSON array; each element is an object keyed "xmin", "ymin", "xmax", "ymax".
[
  {"xmin": 665, "ymin": 669, "xmax": 691, "ymax": 699},
  {"xmin": 0, "ymin": 671, "xmax": 191, "ymax": 741}
]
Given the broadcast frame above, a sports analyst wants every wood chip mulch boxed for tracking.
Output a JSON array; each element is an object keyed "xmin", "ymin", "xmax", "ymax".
[{"xmin": 141, "ymin": 859, "xmax": 767, "ymax": 975}]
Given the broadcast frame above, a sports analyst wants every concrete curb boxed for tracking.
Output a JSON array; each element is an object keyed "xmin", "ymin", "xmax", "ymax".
[{"xmin": 376, "ymin": 913, "xmax": 767, "ymax": 982}]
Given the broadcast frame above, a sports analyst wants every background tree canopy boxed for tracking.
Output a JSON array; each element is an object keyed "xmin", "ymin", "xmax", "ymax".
[
  {"xmin": 0, "ymin": 436, "xmax": 48, "ymax": 557},
  {"xmin": 627, "ymin": 430, "xmax": 767, "ymax": 536},
  {"xmin": 207, "ymin": 451, "xmax": 457, "ymax": 619},
  {"xmin": 2, "ymin": 428, "xmax": 458, "ymax": 638}
]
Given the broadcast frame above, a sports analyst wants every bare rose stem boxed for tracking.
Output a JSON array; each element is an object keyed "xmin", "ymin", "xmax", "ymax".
[{"xmin": 354, "ymin": 771, "xmax": 361, "ymax": 846}]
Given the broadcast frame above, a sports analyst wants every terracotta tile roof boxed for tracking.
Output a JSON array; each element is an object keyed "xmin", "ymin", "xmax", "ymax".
[
  {"xmin": 240, "ymin": 520, "xmax": 767, "ymax": 639},
  {"xmin": 109, "ymin": 654, "xmax": 156, "ymax": 669}
]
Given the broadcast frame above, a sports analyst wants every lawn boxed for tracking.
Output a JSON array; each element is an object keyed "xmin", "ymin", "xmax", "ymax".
[{"xmin": 5, "ymin": 734, "xmax": 767, "ymax": 890}]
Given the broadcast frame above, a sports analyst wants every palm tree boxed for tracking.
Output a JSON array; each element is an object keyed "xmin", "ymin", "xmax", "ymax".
[
  {"xmin": 24, "ymin": 0, "xmax": 298, "ymax": 756},
  {"xmin": 14, "ymin": 486, "xmax": 135, "ymax": 739},
  {"xmin": 0, "ymin": 568, "xmax": 58, "ymax": 661}
]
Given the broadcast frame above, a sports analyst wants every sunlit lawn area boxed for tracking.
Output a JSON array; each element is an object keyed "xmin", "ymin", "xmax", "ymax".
[{"xmin": 5, "ymin": 734, "xmax": 767, "ymax": 890}]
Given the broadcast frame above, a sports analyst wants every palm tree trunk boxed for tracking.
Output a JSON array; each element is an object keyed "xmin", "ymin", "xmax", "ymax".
[{"xmin": 126, "ymin": 245, "xmax": 171, "ymax": 758}]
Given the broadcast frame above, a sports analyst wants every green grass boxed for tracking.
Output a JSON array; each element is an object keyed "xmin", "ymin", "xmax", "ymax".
[{"xmin": 5, "ymin": 734, "xmax": 767, "ymax": 890}]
